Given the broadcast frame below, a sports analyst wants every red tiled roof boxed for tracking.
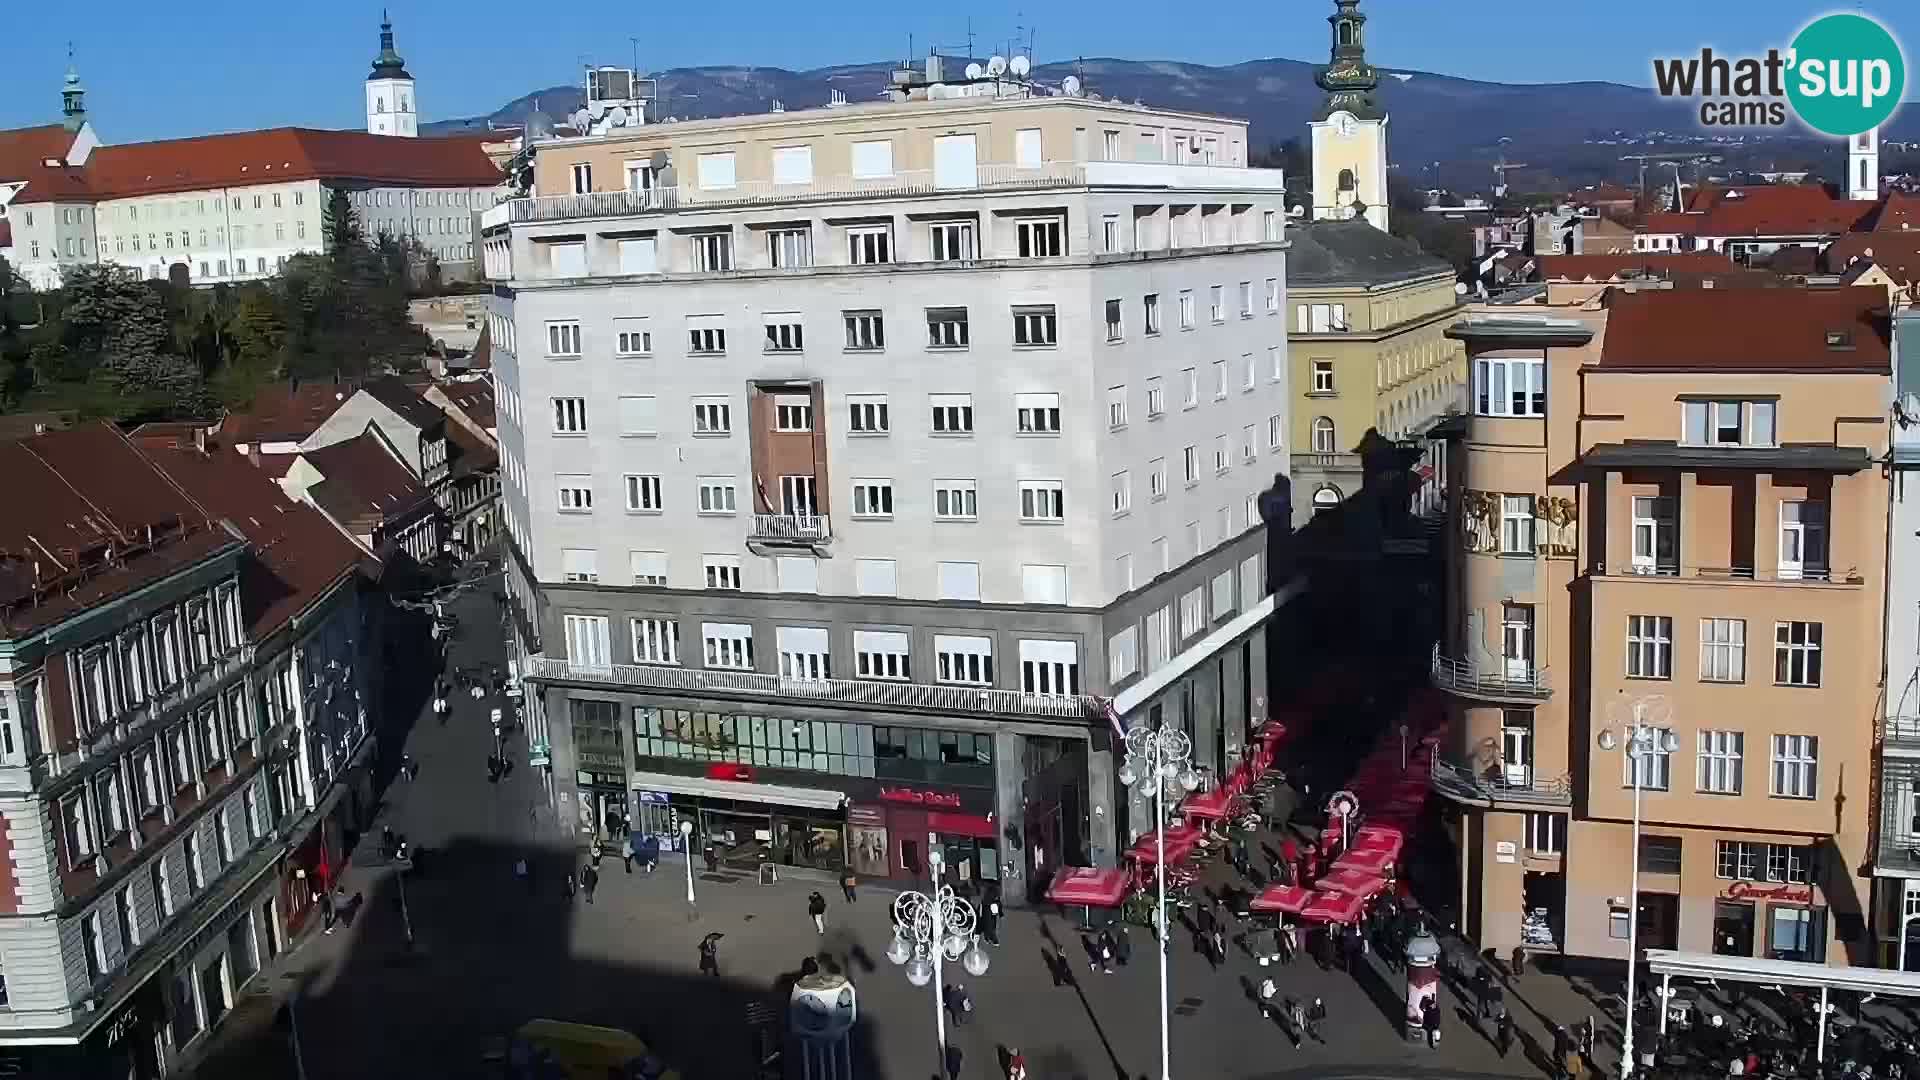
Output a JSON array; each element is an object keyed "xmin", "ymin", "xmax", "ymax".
[
  {"xmin": 299, "ymin": 433, "xmax": 433, "ymax": 534},
  {"xmin": 1686, "ymin": 185, "xmax": 1871, "ymax": 239},
  {"xmin": 440, "ymin": 379, "xmax": 496, "ymax": 430},
  {"xmin": 1869, "ymin": 190, "xmax": 1920, "ymax": 233},
  {"xmin": 13, "ymin": 127, "xmax": 502, "ymax": 205},
  {"xmin": 1598, "ymin": 288, "xmax": 1890, "ymax": 373},
  {"xmin": 1570, "ymin": 183, "xmax": 1636, "ymax": 206},
  {"xmin": 1824, "ymin": 230, "xmax": 1920, "ymax": 273},
  {"xmin": 361, "ymin": 375, "xmax": 443, "ymax": 432},
  {"xmin": 141, "ymin": 447, "xmax": 367, "ymax": 638},
  {"xmin": 1638, "ymin": 212, "xmax": 1702, "ymax": 235},
  {"xmin": 1539, "ymin": 253, "xmax": 1734, "ymax": 280},
  {"xmin": 0, "ymin": 124, "xmax": 79, "ymax": 184},
  {"xmin": 221, "ymin": 382, "xmax": 353, "ymax": 446}
]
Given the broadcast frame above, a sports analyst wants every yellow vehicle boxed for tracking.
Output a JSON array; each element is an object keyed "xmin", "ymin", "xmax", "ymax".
[{"xmin": 503, "ymin": 1019, "xmax": 679, "ymax": 1080}]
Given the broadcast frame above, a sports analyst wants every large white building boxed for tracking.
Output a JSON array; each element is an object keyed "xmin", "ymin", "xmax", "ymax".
[{"xmin": 482, "ymin": 71, "xmax": 1297, "ymax": 902}]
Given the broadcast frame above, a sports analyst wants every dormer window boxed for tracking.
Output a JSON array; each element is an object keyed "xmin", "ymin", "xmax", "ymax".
[{"xmin": 1682, "ymin": 399, "xmax": 1776, "ymax": 447}]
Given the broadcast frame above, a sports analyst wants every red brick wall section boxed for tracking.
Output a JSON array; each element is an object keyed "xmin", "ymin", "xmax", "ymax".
[{"xmin": 0, "ymin": 812, "xmax": 18, "ymax": 914}]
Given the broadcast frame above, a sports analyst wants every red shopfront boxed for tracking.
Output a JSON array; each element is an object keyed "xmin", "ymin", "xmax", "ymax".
[{"xmin": 847, "ymin": 783, "xmax": 999, "ymax": 892}]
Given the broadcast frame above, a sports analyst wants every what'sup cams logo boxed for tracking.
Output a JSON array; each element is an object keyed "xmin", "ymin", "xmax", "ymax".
[{"xmin": 1652, "ymin": 12, "xmax": 1905, "ymax": 136}]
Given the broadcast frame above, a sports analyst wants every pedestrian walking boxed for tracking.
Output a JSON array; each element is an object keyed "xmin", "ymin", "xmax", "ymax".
[
  {"xmin": 515, "ymin": 856, "xmax": 531, "ymax": 893},
  {"xmin": 698, "ymin": 932, "xmax": 722, "ymax": 976},
  {"xmin": 1257, "ymin": 976, "xmax": 1278, "ymax": 1021},
  {"xmin": 642, "ymin": 835, "xmax": 659, "ymax": 873},
  {"xmin": 1113, "ymin": 925, "xmax": 1132, "ymax": 966},
  {"xmin": 590, "ymin": 840, "xmax": 604, "ymax": 868},
  {"xmin": 1510, "ymin": 944, "xmax": 1528, "ymax": 980},
  {"xmin": 1305, "ymin": 997, "xmax": 1326, "ymax": 1043},
  {"xmin": 1495, "ymin": 1009, "xmax": 1514, "ymax": 1058},
  {"xmin": 1286, "ymin": 998, "xmax": 1306, "ymax": 1048},
  {"xmin": 621, "ymin": 834, "xmax": 634, "ymax": 874},
  {"xmin": 1474, "ymin": 965, "xmax": 1493, "ymax": 1019},
  {"xmin": 1006, "ymin": 1048, "xmax": 1027, "ymax": 1080},
  {"xmin": 320, "ymin": 887, "xmax": 338, "ymax": 934},
  {"xmin": 808, "ymin": 890, "xmax": 828, "ymax": 934},
  {"xmin": 1486, "ymin": 979, "xmax": 1505, "ymax": 1023},
  {"xmin": 945, "ymin": 983, "xmax": 973, "ymax": 1025},
  {"xmin": 1098, "ymin": 929, "xmax": 1117, "ymax": 973},
  {"xmin": 703, "ymin": 846, "xmax": 719, "ymax": 874},
  {"xmin": 1421, "ymin": 997, "xmax": 1442, "ymax": 1049},
  {"xmin": 563, "ymin": 871, "xmax": 576, "ymax": 899},
  {"xmin": 1210, "ymin": 926, "xmax": 1225, "ymax": 964},
  {"xmin": 582, "ymin": 864, "xmax": 599, "ymax": 903},
  {"xmin": 1083, "ymin": 933, "xmax": 1104, "ymax": 973},
  {"xmin": 841, "ymin": 868, "xmax": 858, "ymax": 904},
  {"xmin": 1281, "ymin": 921, "xmax": 1298, "ymax": 965},
  {"xmin": 381, "ymin": 825, "xmax": 397, "ymax": 859}
]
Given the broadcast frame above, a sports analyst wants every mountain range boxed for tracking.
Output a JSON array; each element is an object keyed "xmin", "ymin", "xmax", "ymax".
[{"xmin": 424, "ymin": 56, "xmax": 1919, "ymax": 186}]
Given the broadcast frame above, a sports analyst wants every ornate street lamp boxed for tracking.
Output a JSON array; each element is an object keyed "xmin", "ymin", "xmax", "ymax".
[
  {"xmin": 887, "ymin": 847, "xmax": 989, "ymax": 1068},
  {"xmin": 1597, "ymin": 692, "xmax": 1679, "ymax": 1079},
  {"xmin": 1117, "ymin": 723, "xmax": 1200, "ymax": 1080}
]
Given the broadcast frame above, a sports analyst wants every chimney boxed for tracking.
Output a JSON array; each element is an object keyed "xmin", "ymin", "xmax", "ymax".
[{"xmin": 195, "ymin": 426, "xmax": 209, "ymax": 455}]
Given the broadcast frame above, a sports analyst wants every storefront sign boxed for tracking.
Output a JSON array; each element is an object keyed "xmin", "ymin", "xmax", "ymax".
[
  {"xmin": 846, "ymin": 805, "xmax": 886, "ymax": 826},
  {"xmin": 1722, "ymin": 880, "xmax": 1813, "ymax": 904},
  {"xmin": 1495, "ymin": 841, "xmax": 1517, "ymax": 864},
  {"xmin": 707, "ymin": 763, "xmax": 756, "ymax": 782},
  {"xmin": 878, "ymin": 785, "xmax": 963, "ymax": 809},
  {"xmin": 636, "ymin": 790, "xmax": 670, "ymax": 804}
]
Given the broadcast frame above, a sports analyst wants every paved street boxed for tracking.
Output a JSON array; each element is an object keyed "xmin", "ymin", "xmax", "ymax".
[{"xmin": 186, "ymin": 577, "xmax": 1620, "ymax": 1080}]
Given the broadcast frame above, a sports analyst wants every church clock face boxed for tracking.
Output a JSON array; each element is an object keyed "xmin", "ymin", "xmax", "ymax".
[{"xmin": 1330, "ymin": 111, "xmax": 1359, "ymax": 137}]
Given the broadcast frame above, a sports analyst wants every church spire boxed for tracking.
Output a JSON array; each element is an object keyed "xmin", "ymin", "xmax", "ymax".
[
  {"xmin": 62, "ymin": 43, "xmax": 87, "ymax": 133},
  {"xmin": 1314, "ymin": 0, "xmax": 1382, "ymax": 120},
  {"xmin": 368, "ymin": 10, "xmax": 412, "ymax": 82}
]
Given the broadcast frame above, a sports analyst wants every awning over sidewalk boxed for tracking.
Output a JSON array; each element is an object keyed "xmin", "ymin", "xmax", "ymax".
[
  {"xmin": 1299, "ymin": 890, "xmax": 1365, "ymax": 925},
  {"xmin": 1046, "ymin": 867, "xmax": 1133, "ymax": 908},
  {"xmin": 1332, "ymin": 847, "xmax": 1395, "ymax": 877},
  {"xmin": 1178, "ymin": 787, "xmax": 1231, "ymax": 819},
  {"xmin": 630, "ymin": 770, "xmax": 847, "ymax": 811},
  {"xmin": 1249, "ymin": 884, "xmax": 1313, "ymax": 914},
  {"xmin": 1317, "ymin": 867, "xmax": 1389, "ymax": 898}
]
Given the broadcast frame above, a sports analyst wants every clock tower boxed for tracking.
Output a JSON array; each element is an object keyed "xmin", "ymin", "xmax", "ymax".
[{"xmin": 1308, "ymin": 0, "xmax": 1389, "ymax": 231}]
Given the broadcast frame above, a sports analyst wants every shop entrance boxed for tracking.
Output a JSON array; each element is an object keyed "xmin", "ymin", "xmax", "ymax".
[
  {"xmin": 1637, "ymin": 891, "xmax": 1681, "ymax": 951},
  {"xmin": 1713, "ymin": 901, "xmax": 1756, "ymax": 956},
  {"xmin": 1520, "ymin": 870, "xmax": 1564, "ymax": 951}
]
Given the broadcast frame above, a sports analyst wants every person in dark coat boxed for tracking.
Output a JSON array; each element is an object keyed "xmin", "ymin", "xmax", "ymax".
[
  {"xmin": 1496, "ymin": 1009, "xmax": 1514, "ymax": 1057},
  {"xmin": 808, "ymin": 891, "xmax": 828, "ymax": 934},
  {"xmin": 698, "ymin": 933, "xmax": 721, "ymax": 975},
  {"xmin": 1421, "ymin": 997, "xmax": 1442, "ymax": 1049},
  {"xmin": 582, "ymin": 864, "xmax": 599, "ymax": 903}
]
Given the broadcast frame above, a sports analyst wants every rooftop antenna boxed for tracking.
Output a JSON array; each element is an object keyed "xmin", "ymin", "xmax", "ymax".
[
  {"xmin": 630, "ymin": 36, "xmax": 639, "ymax": 76},
  {"xmin": 967, "ymin": 17, "xmax": 975, "ymax": 63}
]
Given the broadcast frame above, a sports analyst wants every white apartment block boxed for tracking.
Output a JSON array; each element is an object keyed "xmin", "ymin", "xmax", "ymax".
[{"xmin": 483, "ymin": 87, "xmax": 1297, "ymax": 902}]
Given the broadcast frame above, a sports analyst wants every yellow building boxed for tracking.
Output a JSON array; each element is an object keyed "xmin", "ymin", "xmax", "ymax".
[{"xmin": 1285, "ymin": 219, "xmax": 1466, "ymax": 521}]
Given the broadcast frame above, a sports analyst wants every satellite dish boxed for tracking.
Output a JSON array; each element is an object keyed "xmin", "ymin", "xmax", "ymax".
[
  {"xmin": 1009, "ymin": 55, "xmax": 1031, "ymax": 78},
  {"xmin": 1454, "ymin": 282, "xmax": 1469, "ymax": 296},
  {"xmin": 650, "ymin": 150, "xmax": 669, "ymax": 170},
  {"xmin": 986, "ymin": 55, "xmax": 1007, "ymax": 76},
  {"xmin": 608, "ymin": 105, "xmax": 629, "ymax": 127},
  {"xmin": 588, "ymin": 100, "xmax": 607, "ymax": 119},
  {"xmin": 964, "ymin": 62, "xmax": 984, "ymax": 80},
  {"xmin": 1061, "ymin": 74, "xmax": 1083, "ymax": 97},
  {"xmin": 570, "ymin": 109, "xmax": 590, "ymax": 131}
]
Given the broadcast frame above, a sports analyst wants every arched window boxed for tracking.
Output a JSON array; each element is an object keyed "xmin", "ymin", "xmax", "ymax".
[
  {"xmin": 1338, "ymin": 168, "xmax": 1357, "ymax": 192},
  {"xmin": 1312, "ymin": 485, "xmax": 1343, "ymax": 511},
  {"xmin": 1311, "ymin": 416, "xmax": 1337, "ymax": 454},
  {"xmin": 376, "ymin": 96, "xmax": 385, "ymax": 112},
  {"xmin": 1861, "ymin": 159, "xmax": 1870, "ymax": 190},
  {"xmin": 1337, "ymin": 21, "xmax": 1353, "ymax": 46}
]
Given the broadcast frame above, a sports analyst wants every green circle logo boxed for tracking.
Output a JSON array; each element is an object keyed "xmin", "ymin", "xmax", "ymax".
[{"xmin": 1786, "ymin": 13, "xmax": 1905, "ymax": 136}]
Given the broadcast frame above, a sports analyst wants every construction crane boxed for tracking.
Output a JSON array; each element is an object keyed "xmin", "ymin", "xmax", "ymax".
[
  {"xmin": 1621, "ymin": 153, "xmax": 1704, "ymax": 205},
  {"xmin": 1492, "ymin": 155, "xmax": 1529, "ymax": 200}
]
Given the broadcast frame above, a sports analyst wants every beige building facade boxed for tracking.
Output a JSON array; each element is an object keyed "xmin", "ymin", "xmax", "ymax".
[{"xmin": 1433, "ymin": 287, "xmax": 1891, "ymax": 965}]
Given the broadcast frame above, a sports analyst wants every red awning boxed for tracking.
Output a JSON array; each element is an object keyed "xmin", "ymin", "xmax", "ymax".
[
  {"xmin": 1319, "ymin": 867, "xmax": 1389, "ymax": 898},
  {"xmin": 1045, "ymin": 867, "xmax": 1132, "ymax": 908},
  {"xmin": 1354, "ymin": 826, "xmax": 1405, "ymax": 861},
  {"xmin": 1332, "ymin": 847, "xmax": 1395, "ymax": 877},
  {"xmin": 1179, "ymin": 787, "xmax": 1231, "ymax": 819},
  {"xmin": 928, "ymin": 811, "xmax": 995, "ymax": 839},
  {"xmin": 1248, "ymin": 883, "xmax": 1314, "ymax": 914},
  {"xmin": 1126, "ymin": 833, "xmax": 1197, "ymax": 865},
  {"xmin": 1299, "ymin": 890, "xmax": 1365, "ymax": 925}
]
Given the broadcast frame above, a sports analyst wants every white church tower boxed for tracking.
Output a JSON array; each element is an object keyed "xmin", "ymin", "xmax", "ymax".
[
  {"xmin": 1850, "ymin": 126, "xmax": 1880, "ymax": 201},
  {"xmin": 1307, "ymin": 0, "xmax": 1389, "ymax": 231},
  {"xmin": 365, "ymin": 12, "xmax": 417, "ymax": 137}
]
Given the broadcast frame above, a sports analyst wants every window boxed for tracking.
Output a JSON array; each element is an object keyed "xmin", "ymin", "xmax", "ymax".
[
  {"xmin": 630, "ymin": 551, "xmax": 669, "ymax": 586},
  {"xmin": 855, "ymin": 559, "xmax": 897, "ymax": 597},
  {"xmin": 184, "ymin": 833, "xmax": 204, "ymax": 891},
  {"xmin": 1018, "ymin": 640, "xmax": 1079, "ymax": 696},
  {"xmin": 551, "ymin": 397, "xmax": 588, "ymax": 434},
  {"xmin": 561, "ymin": 548, "xmax": 599, "ymax": 584},
  {"xmin": 767, "ymin": 227, "xmax": 813, "ymax": 268},
  {"xmin": 703, "ymin": 556, "xmax": 742, "ymax": 591},
  {"xmin": 1297, "ymin": 302, "xmax": 1348, "ymax": 333},
  {"xmin": 1631, "ymin": 496, "xmax": 1677, "ymax": 573},
  {"xmin": 692, "ymin": 231, "xmax": 733, "ymax": 272},
  {"xmin": 629, "ymin": 619, "xmax": 679, "ymax": 665},
  {"xmin": 1700, "ymin": 618, "xmax": 1746, "ymax": 682},
  {"xmin": 696, "ymin": 478, "xmax": 738, "ymax": 514},
  {"xmin": 1778, "ymin": 501, "xmax": 1829, "ymax": 580},
  {"xmin": 774, "ymin": 395, "xmax": 813, "ymax": 432},
  {"xmin": 1182, "ymin": 368, "xmax": 1198, "ymax": 408},
  {"xmin": 1109, "ymin": 627, "xmax": 1140, "ymax": 682},
  {"xmin": 1625, "ymin": 728, "xmax": 1675, "ymax": 790},
  {"xmin": 1107, "ymin": 386, "xmax": 1129, "ymax": 429},
  {"xmin": 1013, "ymin": 306, "xmax": 1057, "ymax": 346},
  {"xmin": 1153, "ymin": 536, "xmax": 1170, "ymax": 573},
  {"xmin": 937, "ymin": 561, "xmax": 981, "ymax": 601},
  {"xmin": 852, "ymin": 140, "xmax": 894, "ymax": 179},
  {"xmin": 1627, "ymin": 615, "xmax": 1673, "ymax": 679},
  {"xmin": 1210, "ymin": 570, "xmax": 1235, "ymax": 619},
  {"xmin": 546, "ymin": 321, "xmax": 581, "ymax": 357},
  {"xmin": 854, "ymin": 631, "xmax": 911, "ymax": 681},
  {"xmin": 702, "ymin": 624, "xmax": 755, "ymax": 670},
  {"xmin": 1238, "ymin": 281, "xmax": 1253, "ymax": 317},
  {"xmin": 930, "ymin": 394, "xmax": 974, "ymax": 434},
  {"xmin": 1638, "ymin": 835, "xmax": 1683, "ymax": 874},
  {"xmin": 618, "ymin": 237, "xmax": 658, "ymax": 274},
  {"xmin": 134, "ymin": 749, "xmax": 161, "ymax": 816},
  {"xmin": 82, "ymin": 912, "xmax": 103, "ymax": 983},
  {"xmin": 935, "ymin": 635, "xmax": 992, "ymax": 685},
  {"xmin": 1105, "ymin": 299, "xmax": 1123, "ymax": 341},
  {"xmin": 844, "ymin": 311, "xmax": 884, "ymax": 350},
  {"xmin": 1774, "ymin": 621, "xmax": 1822, "ymax": 687},
  {"xmin": 1525, "ymin": 812, "xmax": 1565, "ymax": 855},
  {"xmin": 1101, "ymin": 216, "xmax": 1120, "ymax": 252},
  {"xmin": 1022, "ymin": 564, "xmax": 1068, "ymax": 605},
  {"xmin": 696, "ymin": 152, "xmax": 737, "ymax": 190},
  {"xmin": 624, "ymin": 474, "xmax": 663, "ymax": 512},
  {"xmin": 1312, "ymin": 360, "xmax": 1335, "ymax": 394},
  {"xmin": 776, "ymin": 557, "xmax": 819, "ymax": 594},
  {"xmin": 570, "ymin": 163, "xmax": 593, "ymax": 194},
  {"xmin": 1111, "ymin": 471, "xmax": 1132, "ymax": 515},
  {"xmin": 1015, "ymin": 127, "xmax": 1043, "ymax": 168},
  {"xmin": 151, "ymin": 857, "xmax": 173, "ymax": 922},
  {"xmin": 1015, "ymin": 217, "xmax": 1065, "ymax": 258},
  {"xmin": 1146, "ymin": 377, "xmax": 1166, "ymax": 418},
  {"xmin": 1265, "ymin": 277, "xmax": 1280, "ymax": 312},
  {"xmin": 1017, "ymin": 392, "xmax": 1061, "ymax": 434},
  {"xmin": 612, "ymin": 317, "xmax": 652, "ymax": 356},
  {"xmin": 1697, "ymin": 730, "xmax": 1744, "ymax": 794},
  {"xmin": 852, "ymin": 479, "xmax": 894, "ymax": 518},
  {"xmin": 764, "ymin": 315, "xmax": 804, "ymax": 352},
  {"xmin": 1183, "ymin": 446, "xmax": 1199, "ymax": 484},
  {"xmin": 60, "ymin": 792, "xmax": 94, "ymax": 867},
  {"xmin": 1019, "ymin": 481, "xmax": 1066, "ymax": 522},
  {"xmin": 929, "ymin": 220, "xmax": 975, "ymax": 260},
  {"xmin": 1211, "ymin": 360, "xmax": 1228, "ymax": 399},
  {"xmin": 692, "ymin": 397, "xmax": 731, "ymax": 435},
  {"xmin": 925, "ymin": 306, "xmax": 970, "ymax": 349},
  {"xmin": 1311, "ymin": 417, "xmax": 1337, "ymax": 454},
  {"xmin": 1213, "ymin": 435, "xmax": 1230, "ymax": 472},
  {"xmin": 688, "ymin": 321, "xmax": 726, "ymax": 354},
  {"xmin": 847, "ymin": 225, "xmax": 891, "ymax": 265},
  {"xmin": 1473, "ymin": 357, "xmax": 1546, "ymax": 417},
  {"xmin": 934, "ymin": 479, "xmax": 978, "ymax": 521},
  {"xmin": 848, "ymin": 394, "xmax": 889, "ymax": 433},
  {"xmin": 1178, "ymin": 587, "xmax": 1206, "ymax": 640},
  {"xmin": 1682, "ymin": 400, "xmax": 1777, "ymax": 447},
  {"xmin": 556, "ymin": 476, "xmax": 594, "ymax": 513},
  {"xmin": 1209, "ymin": 285, "xmax": 1225, "ymax": 322},
  {"xmin": 1771, "ymin": 734, "xmax": 1818, "ymax": 798},
  {"xmin": 1716, "ymin": 840, "xmax": 1813, "ymax": 884},
  {"xmin": 1143, "ymin": 293, "xmax": 1161, "ymax": 335},
  {"xmin": 1500, "ymin": 495, "xmax": 1535, "ymax": 554}
]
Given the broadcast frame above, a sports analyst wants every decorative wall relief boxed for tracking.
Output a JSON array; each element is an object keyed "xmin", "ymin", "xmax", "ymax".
[
  {"xmin": 1460, "ymin": 490, "xmax": 1499, "ymax": 554},
  {"xmin": 1535, "ymin": 495, "xmax": 1579, "ymax": 556}
]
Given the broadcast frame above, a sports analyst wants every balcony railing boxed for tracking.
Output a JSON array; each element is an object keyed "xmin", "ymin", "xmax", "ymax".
[
  {"xmin": 1598, "ymin": 563, "xmax": 1858, "ymax": 585},
  {"xmin": 525, "ymin": 656, "xmax": 1099, "ymax": 720},
  {"xmin": 1886, "ymin": 716, "xmax": 1920, "ymax": 749},
  {"xmin": 1429, "ymin": 644, "xmax": 1552, "ymax": 701},
  {"xmin": 1430, "ymin": 754, "xmax": 1573, "ymax": 808},
  {"xmin": 749, "ymin": 513, "xmax": 831, "ymax": 543}
]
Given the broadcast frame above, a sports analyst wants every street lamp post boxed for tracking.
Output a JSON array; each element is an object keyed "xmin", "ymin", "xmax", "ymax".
[
  {"xmin": 1597, "ymin": 693, "xmax": 1677, "ymax": 1080},
  {"xmin": 680, "ymin": 819, "xmax": 697, "ymax": 911},
  {"xmin": 1117, "ymin": 724, "xmax": 1200, "ymax": 1080},
  {"xmin": 887, "ymin": 846, "xmax": 989, "ymax": 1070}
]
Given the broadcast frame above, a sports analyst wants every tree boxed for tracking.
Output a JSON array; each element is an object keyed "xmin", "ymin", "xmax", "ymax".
[
  {"xmin": 323, "ymin": 189, "xmax": 364, "ymax": 252},
  {"xmin": 52, "ymin": 264, "xmax": 213, "ymax": 418}
]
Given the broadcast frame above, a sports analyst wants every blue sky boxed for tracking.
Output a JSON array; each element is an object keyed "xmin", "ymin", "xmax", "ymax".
[{"xmin": 4, "ymin": 0, "xmax": 1915, "ymax": 142}]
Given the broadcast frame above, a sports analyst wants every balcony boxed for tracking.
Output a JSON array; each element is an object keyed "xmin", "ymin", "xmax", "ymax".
[
  {"xmin": 1876, "ymin": 760, "xmax": 1920, "ymax": 874},
  {"xmin": 1886, "ymin": 716, "xmax": 1920, "ymax": 755},
  {"xmin": 524, "ymin": 656, "xmax": 1099, "ymax": 721},
  {"xmin": 747, "ymin": 513, "xmax": 832, "ymax": 556},
  {"xmin": 1429, "ymin": 644, "xmax": 1552, "ymax": 702},
  {"xmin": 1296, "ymin": 452, "xmax": 1365, "ymax": 474},
  {"xmin": 1592, "ymin": 561, "xmax": 1864, "ymax": 587},
  {"xmin": 1430, "ymin": 754, "xmax": 1572, "ymax": 808}
]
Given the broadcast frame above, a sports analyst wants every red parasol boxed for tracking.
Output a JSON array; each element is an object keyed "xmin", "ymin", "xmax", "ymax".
[
  {"xmin": 1319, "ymin": 867, "xmax": 1389, "ymax": 898},
  {"xmin": 1248, "ymin": 883, "xmax": 1314, "ymax": 914},
  {"xmin": 1299, "ymin": 889, "xmax": 1365, "ymax": 924},
  {"xmin": 1333, "ymin": 847, "xmax": 1395, "ymax": 877},
  {"xmin": 1126, "ymin": 833, "xmax": 1197, "ymax": 865},
  {"xmin": 1179, "ymin": 787, "xmax": 1231, "ymax": 820},
  {"xmin": 1045, "ymin": 867, "xmax": 1133, "ymax": 908}
]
